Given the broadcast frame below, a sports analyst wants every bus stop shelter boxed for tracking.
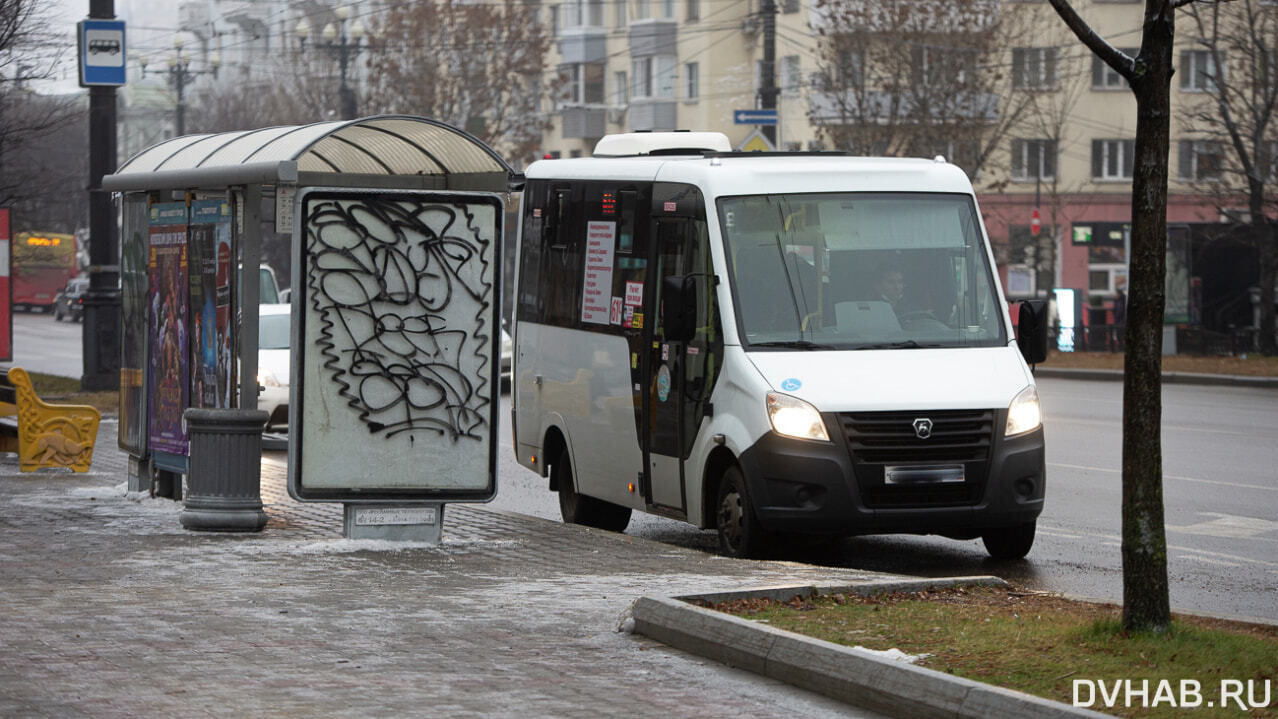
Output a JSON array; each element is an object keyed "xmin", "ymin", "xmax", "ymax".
[{"xmin": 102, "ymin": 115, "xmax": 514, "ymax": 508}]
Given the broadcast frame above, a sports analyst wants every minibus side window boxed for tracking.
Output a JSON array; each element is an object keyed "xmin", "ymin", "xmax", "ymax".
[
  {"xmin": 516, "ymin": 182, "xmax": 547, "ymax": 322},
  {"xmin": 542, "ymin": 187, "xmax": 584, "ymax": 327}
]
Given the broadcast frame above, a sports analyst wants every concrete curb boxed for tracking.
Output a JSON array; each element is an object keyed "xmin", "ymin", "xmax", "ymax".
[
  {"xmin": 631, "ymin": 576, "xmax": 1110, "ymax": 719},
  {"xmin": 1035, "ymin": 366, "xmax": 1278, "ymax": 388}
]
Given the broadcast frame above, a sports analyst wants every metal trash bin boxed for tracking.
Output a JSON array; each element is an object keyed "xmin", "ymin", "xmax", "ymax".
[{"xmin": 180, "ymin": 408, "xmax": 269, "ymax": 532}]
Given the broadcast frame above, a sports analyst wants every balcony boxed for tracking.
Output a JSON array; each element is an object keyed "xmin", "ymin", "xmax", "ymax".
[
  {"xmin": 628, "ymin": 19, "xmax": 677, "ymax": 57},
  {"xmin": 561, "ymin": 106, "xmax": 607, "ymax": 139},
  {"xmin": 628, "ymin": 100, "xmax": 677, "ymax": 131},
  {"xmin": 560, "ymin": 27, "xmax": 608, "ymax": 64}
]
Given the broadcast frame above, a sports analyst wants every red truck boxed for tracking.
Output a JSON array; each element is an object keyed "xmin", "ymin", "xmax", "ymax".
[{"xmin": 12, "ymin": 231, "xmax": 77, "ymax": 312}]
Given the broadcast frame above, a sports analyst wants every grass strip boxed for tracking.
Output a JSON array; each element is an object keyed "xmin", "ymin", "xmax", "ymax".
[{"xmin": 705, "ymin": 585, "xmax": 1276, "ymax": 718}]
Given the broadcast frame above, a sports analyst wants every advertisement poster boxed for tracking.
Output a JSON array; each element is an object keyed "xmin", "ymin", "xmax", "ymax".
[
  {"xmin": 0, "ymin": 208, "xmax": 10, "ymax": 361},
  {"xmin": 580, "ymin": 220, "xmax": 616, "ymax": 325},
  {"xmin": 189, "ymin": 200, "xmax": 232, "ymax": 409},
  {"xmin": 118, "ymin": 196, "xmax": 151, "ymax": 453},
  {"xmin": 147, "ymin": 202, "xmax": 190, "ymax": 458},
  {"xmin": 215, "ymin": 205, "xmax": 234, "ymax": 408}
]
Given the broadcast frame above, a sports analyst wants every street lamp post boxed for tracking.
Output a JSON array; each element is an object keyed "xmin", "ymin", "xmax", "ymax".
[
  {"xmin": 297, "ymin": 7, "xmax": 367, "ymax": 120},
  {"xmin": 139, "ymin": 37, "xmax": 220, "ymax": 136}
]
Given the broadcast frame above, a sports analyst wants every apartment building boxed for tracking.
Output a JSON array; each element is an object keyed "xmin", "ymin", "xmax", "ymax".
[{"xmin": 539, "ymin": 0, "xmax": 1266, "ymax": 339}]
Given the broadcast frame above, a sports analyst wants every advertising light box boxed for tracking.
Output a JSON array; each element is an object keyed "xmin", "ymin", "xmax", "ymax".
[{"xmin": 288, "ymin": 189, "xmax": 502, "ymax": 503}]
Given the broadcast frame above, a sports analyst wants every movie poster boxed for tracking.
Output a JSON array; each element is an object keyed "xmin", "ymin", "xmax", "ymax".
[
  {"xmin": 188, "ymin": 200, "xmax": 230, "ymax": 408},
  {"xmin": 118, "ymin": 196, "xmax": 151, "ymax": 454},
  {"xmin": 214, "ymin": 204, "xmax": 234, "ymax": 408},
  {"xmin": 147, "ymin": 202, "xmax": 190, "ymax": 457}
]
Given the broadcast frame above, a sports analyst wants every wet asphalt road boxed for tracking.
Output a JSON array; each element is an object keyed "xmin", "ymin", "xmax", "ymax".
[
  {"xmin": 492, "ymin": 379, "xmax": 1278, "ymax": 623},
  {"xmin": 17, "ymin": 311, "xmax": 1277, "ymax": 621}
]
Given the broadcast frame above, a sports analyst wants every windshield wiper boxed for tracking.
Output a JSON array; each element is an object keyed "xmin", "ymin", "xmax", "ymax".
[
  {"xmin": 751, "ymin": 340, "xmax": 836, "ymax": 350},
  {"xmin": 853, "ymin": 340, "xmax": 940, "ymax": 350}
]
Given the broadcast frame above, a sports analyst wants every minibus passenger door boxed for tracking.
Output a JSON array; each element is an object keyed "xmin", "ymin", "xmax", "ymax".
[{"xmin": 645, "ymin": 220, "xmax": 691, "ymax": 512}]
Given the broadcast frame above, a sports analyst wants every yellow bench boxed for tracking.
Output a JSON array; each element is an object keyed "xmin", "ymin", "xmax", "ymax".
[{"xmin": 0, "ymin": 367, "xmax": 101, "ymax": 472}]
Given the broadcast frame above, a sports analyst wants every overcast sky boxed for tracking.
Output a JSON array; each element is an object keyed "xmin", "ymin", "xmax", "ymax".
[{"xmin": 38, "ymin": 0, "xmax": 179, "ymax": 95}]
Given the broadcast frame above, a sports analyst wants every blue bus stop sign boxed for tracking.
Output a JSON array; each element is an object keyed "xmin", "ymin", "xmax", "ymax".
[{"xmin": 78, "ymin": 19, "xmax": 127, "ymax": 87}]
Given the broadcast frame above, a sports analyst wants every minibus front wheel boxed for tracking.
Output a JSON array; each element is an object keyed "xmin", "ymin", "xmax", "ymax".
[
  {"xmin": 981, "ymin": 521, "xmax": 1036, "ymax": 560},
  {"xmin": 552, "ymin": 447, "xmax": 631, "ymax": 533},
  {"xmin": 716, "ymin": 466, "xmax": 770, "ymax": 559}
]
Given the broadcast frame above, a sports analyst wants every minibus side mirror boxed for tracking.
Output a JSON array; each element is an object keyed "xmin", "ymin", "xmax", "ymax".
[
  {"xmin": 662, "ymin": 275, "xmax": 697, "ymax": 343},
  {"xmin": 1017, "ymin": 299, "xmax": 1050, "ymax": 366}
]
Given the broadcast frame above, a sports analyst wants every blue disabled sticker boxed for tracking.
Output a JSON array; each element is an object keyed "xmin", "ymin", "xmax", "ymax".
[{"xmin": 780, "ymin": 378, "xmax": 802, "ymax": 392}]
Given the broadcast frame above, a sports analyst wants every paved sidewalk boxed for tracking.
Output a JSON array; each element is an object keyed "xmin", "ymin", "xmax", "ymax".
[{"xmin": 0, "ymin": 422, "xmax": 893, "ymax": 719}]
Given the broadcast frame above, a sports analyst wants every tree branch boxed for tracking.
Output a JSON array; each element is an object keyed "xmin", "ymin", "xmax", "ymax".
[{"xmin": 1046, "ymin": 0, "xmax": 1137, "ymax": 81}]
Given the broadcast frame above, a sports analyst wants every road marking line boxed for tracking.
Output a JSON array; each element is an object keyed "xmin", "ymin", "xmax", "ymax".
[
  {"xmin": 1048, "ymin": 462, "xmax": 1275, "ymax": 493},
  {"xmin": 1167, "ymin": 513, "xmax": 1278, "ymax": 540},
  {"xmin": 1172, "ymin": 553, "xmax": 1241, "ymax": 568},
  {"xmin": 1038, "ymin": 523, "xmax": 1278, "ymax": 569},
  {"xmin": 1046, "ymin": 416, "xmax": 1268, "ymax": 439}
]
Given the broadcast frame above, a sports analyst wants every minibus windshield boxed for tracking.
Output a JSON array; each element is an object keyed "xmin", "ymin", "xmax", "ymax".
[{"xmin": 719, "ymin": 192, "xmax": 1007, "ymax": 350}]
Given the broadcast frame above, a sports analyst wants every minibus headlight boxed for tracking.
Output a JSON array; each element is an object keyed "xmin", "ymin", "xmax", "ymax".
[
  {"xmin": 767, "ymin": 392, "xmax": 829, "ymax": 442},
  {"xmin": 1005, "ymin": 385, "xmax": 1042, "ymax": 437}
]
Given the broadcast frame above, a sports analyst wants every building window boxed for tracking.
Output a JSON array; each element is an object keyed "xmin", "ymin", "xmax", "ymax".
[
  {"xmin": 687, "ymin": 0, "xmax": 700, "ymax": 20},
  {"xmin": 564, "ymin": 0, "xmax": 582, "ymax": 27},
  {"xmin": 781, "ymin": 55, "xmax": 800, "ymax": 95},
  {"xmin": 1178, "ymin": 139, "xmax": 1224, "ymax": 180},
  {"xmin": 613, "ymin": 70, "xmax": 629, "ymax": 105},
  {"xmin": 635, "ymin": 0, "xmax": 649, "ymax": 20},
  {"xmin": 825, "ymin": 48, "xmax": 864, "ymax": 89},
  {"xmin": 685, "ymin": 62, "xmax": 699, "ymax": 100},
  {"xmin": 616, "ymin": 0, "xmax": 627, "ymax": 27},
  {"xmin": 632, "ymin": 56, "xmax": 676, "ymax": 99},
  {"xmin": 1262, "ymin": 141, "xmax": 1278, "ymax": 181},
  {"xmin": 586, "ymin": 0, "xmax": 604, "ymax": 26},
  {"xmin": 781, "ymin": 0, "xmax": 800, "ymax": 11},
  {"xmin": 1092, "ymin": 49, "xmax": 1137, "ymax": 89},
  {"xmin": 1011, "ymin": 139, "xmax": 1057, "ymax": 181},
  {"xmin": 1180, "ymin": 49, "xmax": 1224, "ymax": 92},
  {"xmin": 1012, "ymin": 47, "xmax": 1058, "ymax": 90},
  {"xmin": 1092, "ymin": 139, "xmax": 1135, "ymax": 180},
  {"xmin": 562, "ymin": 63, "xmax": 605, "ymax": 105},
  {"xmin": 550, "ymin": 5, "xmax": 560, "ymax": 36},
  {"xmin": 912, "ymin": 46, "xmax": 976, "ymax": 87},
  {"xmin": 662, "ymin": 0, "xmax": 675, "ymax": 18}
]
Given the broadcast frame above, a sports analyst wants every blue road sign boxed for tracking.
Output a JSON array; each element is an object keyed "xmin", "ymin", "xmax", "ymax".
[
  {"xmin": 733, "ymin": 109, "xmax": 778, "ymax": 126},
  {"xmin": 78, "ymin": 19, "xmax": 127, "ymax": 87}
]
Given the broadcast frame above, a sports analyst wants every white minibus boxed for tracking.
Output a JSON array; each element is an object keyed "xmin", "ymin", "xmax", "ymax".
[{"xmin": 512, "ymin": 132, "xmax": 1049, "ymax": 559}]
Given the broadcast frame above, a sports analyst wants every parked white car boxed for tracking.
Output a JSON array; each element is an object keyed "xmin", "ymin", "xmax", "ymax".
[{"xmin": 257, "ymin": 303, "xmax": 291, "ymax": 430}]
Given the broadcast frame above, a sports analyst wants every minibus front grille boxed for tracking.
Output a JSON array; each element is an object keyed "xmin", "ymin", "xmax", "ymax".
[{"xmin": 839, "ymin": 409, "xmax": 995, "ymax": 509}]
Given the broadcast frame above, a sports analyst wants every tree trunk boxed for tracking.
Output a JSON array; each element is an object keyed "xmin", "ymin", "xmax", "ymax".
[{"xmin": 1120, "ymin": 4, "xmax": 1174, "ymax": 634}]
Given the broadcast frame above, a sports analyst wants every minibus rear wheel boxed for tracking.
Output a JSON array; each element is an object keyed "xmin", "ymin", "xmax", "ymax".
[
  {"xmin": 716, "ymin": 466, "xmax": 768, "ymax": 559},
  {"xmin": 981, "ymin": 521, "xmax": 1036, "ymax": 560},
  {"xmin": 553, "ymin": 448, "xmax": 631, "ymax": 533}
]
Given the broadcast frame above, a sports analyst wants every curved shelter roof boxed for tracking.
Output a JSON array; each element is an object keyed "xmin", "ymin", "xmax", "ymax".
[{"xmin": 103, "ymin": 115, "xmax": 514, "ymax": 192}]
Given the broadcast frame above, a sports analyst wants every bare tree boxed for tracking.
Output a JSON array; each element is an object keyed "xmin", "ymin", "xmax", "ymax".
[
  {"xmin": 1047, "ymin": 0, "xmax": 1201, "ymax": 633},
  {"xmin": 2, "ymin": 94, "xmax": 88, "ymax": 233},
  {"xmin": 807, "ymin": 0, "xmax": 1033, "ymax": 182},
  {"xmin": 0, "ymin": 0, "xmax": 78, "ymax": 211},
  {"xmin": 187, "ymin": 55, "xmax": 350, "ymax": 133},
  {"xmin": 362, "ymin": 0, "xmax": 554, "ymax": 164},
  {"xmin": 1180, "ymin": 0, "xmax": 1278, "ymax": 354},
  {"xmin": 1016, "ymin": 66, "xmax": 1097, "ymax": 298}
]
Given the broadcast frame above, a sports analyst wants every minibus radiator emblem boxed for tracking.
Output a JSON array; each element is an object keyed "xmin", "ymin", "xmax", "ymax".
[{"xmin": 913, "ymin": 418, "xmax": 934, "ymax": 439}]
